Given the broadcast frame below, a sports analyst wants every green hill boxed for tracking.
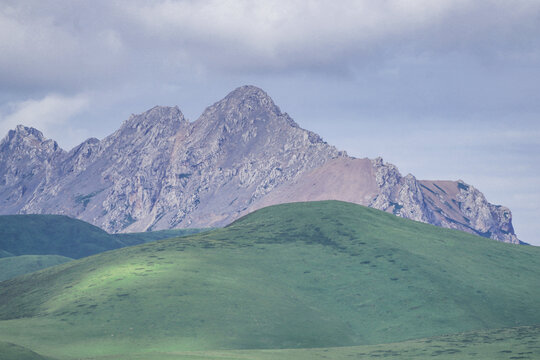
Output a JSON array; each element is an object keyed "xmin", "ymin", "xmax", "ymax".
[
  {"xmin": 0, "ymin": 201, "xmax": 539, "ymax": 359},
  {"xmin": 76, "ymin": 325, "xmax": 540, "ymax": 360},
  {"xmin": 0, "ymin": 249, "xmax": 13, "ymax": 258},
  {"xmin": 112, "ymin": 228, "xmax": 212, "ymax": 247},
  {"xmin": 0, "ymin": 215, "xmax": 123, "ymax": 259},
  {"xmin": 0, "ymin": 214, "xmax": 210, "ymax": 259},
  {"xmin": 0, "ymin": 255, "xmax": 73, "ymax": 282},
  {"xmin": 0, "ymin": 214, "xmax": 209, "ymax": 281},
  {"xmin": 0, "ymin": 341, "xmax": 54, "ymax": 360},
  {"xmin": 1, "ymin": 326, "xmax": 538, "ymax": 360}
]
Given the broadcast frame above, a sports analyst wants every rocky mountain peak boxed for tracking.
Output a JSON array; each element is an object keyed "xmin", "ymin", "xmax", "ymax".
[
  {"xmin": 0, "ymin": 125, "xmax": 64, "ymax": 211},
  {"xmin": 0, "ymin": 125, "xmax": 63, "ymax": 157},
  {"xmin": 66, "ymin": 137, "xmax": 100, "ymax": 158},
  {"xmin": 223, "ymin": 85, "xmax": 278, "ymax": 109},
  {"xmin": 120, "ymin": 106, "xmax": 187, "ymax": 134},
  {"xmin": 196, "ymin": 85, "xmax": 289, "ymax": 130},
  {"xmin": 0, "ymin": 86, "xmax": 522, "ymax": 244},
  {"xmin": 61, "ymin": 137, "xmax": 101, "ymax": 175},
  {"xmin": 14, "ymin": 124, "xmax": 46, "ymax": 138},
  {"xmin": 3, "ymin": 125, "xmax": 45, "ymax": 146},
  {"xmin": 101, "ymin": 106, "xmax": 188, "ymax": 153}
]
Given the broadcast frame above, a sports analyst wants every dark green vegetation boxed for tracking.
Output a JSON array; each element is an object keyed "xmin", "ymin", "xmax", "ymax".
[
  {"xmin": 0, "ymin": 215, "xmax": 123, "ymax": 259},
  {"xmin": 0, "ymin": 201, "xmax": 539, "ymax": 359},
  {"xmin": 0, "ymin": 214, "xmax": 209, "ymax": 281},
  {"xmin": 0, "ymin": 214, "xmax": 209, "ymax": 259},
  {"xmin": 1, "ymin": 327, "xmax": 538, "ymax": 360},
  {"xmin": 0, "ymin": 249, "xmax": 13, "ymax": 258},
  {"xmin": 0, "ymin": 341, "xmax": 54, "ymax": 360},
  {"xmin": 0, "ymin": 255, "xmax": 73, "ymax": 282},
  {"xmin": 112, "ymin": 228, "xmax": 211, "ymax": 247},
  {"xmin": 78, "ymin": 325, "xmax": 540, "ymax": 360}
]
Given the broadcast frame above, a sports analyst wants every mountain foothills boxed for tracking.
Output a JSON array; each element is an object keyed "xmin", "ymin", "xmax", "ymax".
[
  {"xmin": 0, "ymin": 255, "xmax": 72, "ymax": 282},
  {"xmin": 0, "ymin": 214, "xmax": 208, "ymax": 281},
  {"xmin": 0, "ymin": 214, "xmax": 207, "ymax": 259},
  {"xmin": 0, "ymin": 201, "xmax": 538, "ymax": 359},
  {"xmin": 0, "ymin": 215, "xmax": 123, "ymax": 259},
  {"xmin": 0, "ymin": 86, "xmax": 518, "ymax": 243}
]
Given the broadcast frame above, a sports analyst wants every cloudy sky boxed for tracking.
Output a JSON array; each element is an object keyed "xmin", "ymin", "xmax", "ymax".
[{"xmin": 1, "ymin": 0, "xmax": 539, "ymax": 245}]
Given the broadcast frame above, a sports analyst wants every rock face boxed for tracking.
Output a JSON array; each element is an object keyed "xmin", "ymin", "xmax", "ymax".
[
  {"xmin": 0, "ymin": 86, "xmax": 520, "ymax": 243},
  {"xmin": 249, "ymin": 157, "xmax": 518, "ymax": 243},
  {"xmin": 0, "ymin": 87, "xmax": 344, "ymax": 232},
  {"xmin": 418, "ymin": 180, "xmax": 517, "ymax": 243},
  {"xmin": 0, "ymin": 125, "xmax": 64, "ymax": 213}
]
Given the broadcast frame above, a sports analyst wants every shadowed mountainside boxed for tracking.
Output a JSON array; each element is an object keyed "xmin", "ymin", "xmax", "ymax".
[{"xmin": 0, "ymin": 214, "xmax": 123, "ymax": 259}]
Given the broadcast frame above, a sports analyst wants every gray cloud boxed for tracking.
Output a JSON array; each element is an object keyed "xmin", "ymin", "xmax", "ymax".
[{"xmin": 1, "ymin": 0, "xmax": 540, "ymax": 93}]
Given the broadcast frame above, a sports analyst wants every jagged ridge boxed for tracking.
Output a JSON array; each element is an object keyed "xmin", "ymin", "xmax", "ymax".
[{"xmin": 0, "ymin": 86, "xmax": 519, "ymax": 243}]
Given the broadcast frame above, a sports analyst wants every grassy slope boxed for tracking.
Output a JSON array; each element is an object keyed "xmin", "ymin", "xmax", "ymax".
[
  {"xmin": 80, "ymin": 325, "xmax": 540, "ymax": 360},
  {"xmin": 0, "ymin": 214, "xmax": 209, "ymax": 258},
  {"xmin": 0, "ymin": 249, "xmax": 14, "ymax": 258},
  {"xmin": 0, "ymin": 214, "xmax": 209, "ymax": 281},
  {"xmin": 0, "ymin": 201, "xmax": 539, "ymax": 359},
  {"xmin": 0, "ymin": 215, "xmax": 123, "ymax": 259},
  {"xmin": 0, "ymin": 255, "xmax": 73, "ymax": 282},
  {"xmin": 0, "ymin": 341, "xmax": 55, "ymax": 360},
  {"xmin": 113, "ymin": 228, "xmax": 212, "ymax": 247},
  {"xmin": 1, "ymin": 326, "xmax": 538, "ymax": 360}
]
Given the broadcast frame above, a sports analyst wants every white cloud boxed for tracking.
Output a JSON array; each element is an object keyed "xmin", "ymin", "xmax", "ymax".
[
  {"xmin": 122, "ymin": 0, "xmax": 467, "ymax": 69},
  {"xmin": 0, "ymin": 2, "xmax": 127, "ymax": 91},
  {"xmin": 0, "ymin": 94, "xmax": 90, "ymax": 147},
  {"xmin": 119, "ymin": 0, "xmax": 540, "ymax": 71}
]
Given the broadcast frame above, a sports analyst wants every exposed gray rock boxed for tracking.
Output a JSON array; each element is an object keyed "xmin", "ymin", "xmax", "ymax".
[
  {"xmin": 0, "ymin": 86, "xmax": 343, "ymax": 233},
  {"xmin": 248, "ymin": 156, "xmax": 518, "ymax": 243},
  {"xmin": 0, "ymin": 125, "xmax": 64, "ymax": 213},
  {"xmin": 368, "ymin": 159, "xmax": 518, "ymax": 243},
  {"xmin": 0, "ymin": 86, "xmax": 520, "ymax": 243},
  {"xmin": 369, "ymin": 158, "xmax": 432, "ymax": 223},
  {"xmin": 363, "ymin": 158, "xmax": 429, "ymax": 223},
  {"xmin": 417, "ymin": 180, "xmax": 518, "ymax": 243}
]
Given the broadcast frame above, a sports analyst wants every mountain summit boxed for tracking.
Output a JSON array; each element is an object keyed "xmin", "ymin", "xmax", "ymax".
[{"xmin": 0, "ymin": 86, "xmax": 519, "ymax": 243}]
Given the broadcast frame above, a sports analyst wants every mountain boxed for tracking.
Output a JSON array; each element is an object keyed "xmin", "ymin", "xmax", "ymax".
[
  {"xmin": 0, "ymin": 201, "xmax": 538, "ymax": 359},
  {"xmin": 0, "ymin": 125, "xmax": 64, "ymax": 213},
  {"xmin": 0, "ymin": 86, "xmax": 518, "ymax": 243},
  {"xmin": 249, "ymin": 157, "xmax": 517, "ymax": 243}
]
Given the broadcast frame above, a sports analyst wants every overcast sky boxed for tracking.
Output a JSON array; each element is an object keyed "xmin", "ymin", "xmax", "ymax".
[{"xmin": 1, "ymin": 0, "xmax": 539, "ymax": 245}]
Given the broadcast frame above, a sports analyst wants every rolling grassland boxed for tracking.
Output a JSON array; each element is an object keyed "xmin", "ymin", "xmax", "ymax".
[{"xmin": 1, "ymin": 201, "xmax": 539, "ymax": 359}]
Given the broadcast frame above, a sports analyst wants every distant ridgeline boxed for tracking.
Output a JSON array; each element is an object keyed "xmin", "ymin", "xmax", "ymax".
[
  {"xmin": 0, "ymin": 201, "xmax": 538, "ymax": 359},
  {"xmin": 0, "ymin": 86, "xmax": 519, "ymax": 243}
]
